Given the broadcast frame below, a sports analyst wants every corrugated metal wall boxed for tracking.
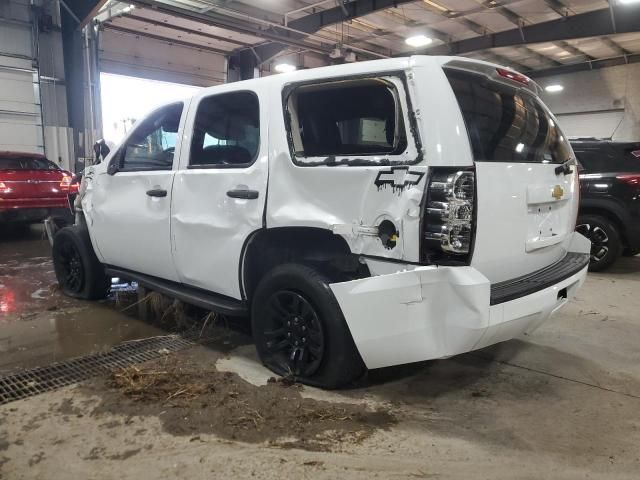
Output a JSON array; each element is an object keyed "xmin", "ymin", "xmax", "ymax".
[{"xmin": 0, "ymin": 1, "xmax": 44, "ymax": 154}]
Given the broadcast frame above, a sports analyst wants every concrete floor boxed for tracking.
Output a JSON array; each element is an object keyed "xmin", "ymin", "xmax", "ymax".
[{"xmin": 1, "ymin": 226, "xmax": 639, "ymax": 479}]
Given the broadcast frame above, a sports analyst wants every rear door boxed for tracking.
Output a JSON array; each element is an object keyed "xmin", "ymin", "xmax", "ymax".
[
  {"xmin": 171, "ymin": 89, "xmax": 267, "ymax": 300},
  {"xmin": 445, "ymin": 67, "xmax": 579, "ymax": 283}
]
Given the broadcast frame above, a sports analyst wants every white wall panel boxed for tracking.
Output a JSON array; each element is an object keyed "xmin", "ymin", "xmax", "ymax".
[
  {"xmin": 540, "ymin": 63, "xmax": 640, "ymax": 141},
  {"xmin": 100, "ymin": 28, "xmax": 226, "ymax": 87}
]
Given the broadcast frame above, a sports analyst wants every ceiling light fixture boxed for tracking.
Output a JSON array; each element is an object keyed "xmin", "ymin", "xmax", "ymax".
[
  {"xmin": 274, "ymin": 63, "xmax": 297, "ymax": 73},
  {"xmin": 619, "ymin": 0, "xmax": 640, "ymax": 4},
  {"xmin": 544, "ymin": 84, "xmax": 564, "ymax": 93},
  {"xmin": 405, "ymin": 35, "xmax": 433, "ymax": 48}
]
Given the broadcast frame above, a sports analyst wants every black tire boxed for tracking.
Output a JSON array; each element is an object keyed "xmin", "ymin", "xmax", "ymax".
[
  {"xmin": 623, "ymin": 248, "xmax": 639, "ymax": 257},
  {"xmin": 251, "ymin": 263, "xmax": 365, "ymax": 389},
  {"xmin": 575, "ymin": 214, "xmax": 622, "ymax": 272},
  {"xmin": 52, "ymin": 226, "xmax": 110, "ymax": 299}
]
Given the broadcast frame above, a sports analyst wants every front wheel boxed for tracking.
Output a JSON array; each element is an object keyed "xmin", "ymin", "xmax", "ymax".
[
  {"xmin": 251, "ymin": 264, "xmax": 365, "ymax": 389},
  {"xmin": 52, "ymin": 226, "xmax": 110, "ymax": 299},
  {"xmin": 576, "ymin": 214, "xmax": 622, "ymax": 272}
]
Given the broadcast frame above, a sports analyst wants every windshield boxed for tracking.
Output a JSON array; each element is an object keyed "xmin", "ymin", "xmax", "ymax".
[
  {"xmin": 0, "ymin": 156, "xmax": 60, "ymax": 171},
  {"xmin": 445, "ymin": 69, "xmax": 572, "ymax": 164}
]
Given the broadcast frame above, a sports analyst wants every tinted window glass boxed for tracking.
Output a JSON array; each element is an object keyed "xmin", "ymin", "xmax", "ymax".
[
  {"xmin": 445, "ymin": 69, "xmax": 571, "ymax": 164},
  {"xmin": 0, "ymin": 157, "xmax": 59, "ymax": 170},
  {"xmin": 290, "ymin": 81, "xmax": 405, "ymax": 157},
  {"xmin": 121, "ymin": 103, "xmax": 183, "ymax": 171},
  {"xmin": 573, "ymin": 144, "xmax": 640, "ymax": 173},
  {"xmin": 189, "ymin": 91, "xmax": 259, "ymax": 167}
]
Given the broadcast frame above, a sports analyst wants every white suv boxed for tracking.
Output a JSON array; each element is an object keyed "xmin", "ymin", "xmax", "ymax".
[{"xmin": 52, "ymin": 56, "xmax": 590, "ymax": 388}]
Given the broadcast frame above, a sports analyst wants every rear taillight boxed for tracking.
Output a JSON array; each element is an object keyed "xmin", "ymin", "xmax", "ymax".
[
  {"xmin": 616, "ymin": 174, "xmax": 640, "ymax": 186},
  {"xmin": 0, "ymin": 181, "xmax": 8, "ymax": 194},
  {"xmin": 423, "ymin": 169, "xmax": 476, "ymax": 262},
  {"xmin": 59, "ymin": 174, "xmax": 78, "ymax": 193}
]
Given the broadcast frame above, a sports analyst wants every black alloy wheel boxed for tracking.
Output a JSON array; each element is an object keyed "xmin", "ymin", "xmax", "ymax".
[
  {"xmin": 575, "ymin": 214, "xmax": 621, "ymax": 271},
  {"xmin": 52, "ymin": 226, "xmax": 110, "ymax": 299},
  {"xmin": 263, "ymin": 290, "xmax": 325, "ymax": 377},
  {"xmin": 251, "ymin": 263, "xmax": 365, "ymax": 389},
  {"xmin": 56, "ymin": 240, "xmax": 85, "ymax": 294}
]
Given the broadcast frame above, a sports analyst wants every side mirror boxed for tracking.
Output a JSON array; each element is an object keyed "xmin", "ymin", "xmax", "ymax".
[{"xmin": 93, "ymin": 139, "xmax": 111, "ymax": 164}]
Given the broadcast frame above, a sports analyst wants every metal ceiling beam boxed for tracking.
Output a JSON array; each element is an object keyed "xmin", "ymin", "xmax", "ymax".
[
  {"xmin": 515, "ymin": 45, "xmax": 562, "ymax": 66},
  {"xmin": 529, "ymin": 53, "xmax": 640, "ymax": 77},
  {"xmin": 103, "ymin": 23, "xmax": 232, "ymax": 55},
  {"xmin": 123, "ymin": 13, "xmax": 251, "ymax": 47},
  {"xmin": 421, "ymin": 5, "xmax": 640, "ymax": 56},
  {"xmin": 481, "ymin": 4, "xmax": 563, "ymax": 66},
  {"xmin": 129, "ymin": 0, "xmax": 334, "ymax": 56},
  {"xmin": 249, "ymin": 0, "xmax": 417, "ymax": 64},
  {"xmin": 481, "ymin": 51, "xmax": 531, "ymax": 72},
  {"xmin": 600, "ymin": 37, "xmax": 631, "ymax": 56},
  {"xmin": 552, "ymin": 40, "xmax": 594, "ymax": 60}
]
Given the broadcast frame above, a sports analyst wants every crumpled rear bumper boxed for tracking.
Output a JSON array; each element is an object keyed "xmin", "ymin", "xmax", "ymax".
[{"xmin": 330, "ymin": 232, "xmax": 590, "ymax": 369}]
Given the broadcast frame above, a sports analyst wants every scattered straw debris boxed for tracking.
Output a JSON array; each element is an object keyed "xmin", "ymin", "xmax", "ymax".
[{"xmin": 93, "ymin": 350, "xmax": 396, "ymax": 451}]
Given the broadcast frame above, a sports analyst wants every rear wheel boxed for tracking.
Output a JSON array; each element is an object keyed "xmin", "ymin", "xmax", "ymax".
[
  {"xmin": 52, "ymin": 226, "xmax": 110, "ymax": 299},
  {"xmin": 576, "ymin": 215, "xmax": 621, "ymax": 272},
  {"xmin": 251, "ymin": 263, "xmax": 365, "ymax": 389},
  {"xmin": 623, "ymin": 248, "xmax": 639, "ymax": 257}
]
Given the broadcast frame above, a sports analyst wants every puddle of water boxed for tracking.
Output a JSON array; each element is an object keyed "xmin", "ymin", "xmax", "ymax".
[{"xmin": 0, "ymin": 226, "xmax": 166, "ymax": 374}]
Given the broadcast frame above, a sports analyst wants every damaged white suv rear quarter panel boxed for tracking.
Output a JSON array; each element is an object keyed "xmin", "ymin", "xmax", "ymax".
[{"xmin": 265, "ymin": 59, "xmax": 447, "ymax": 262}]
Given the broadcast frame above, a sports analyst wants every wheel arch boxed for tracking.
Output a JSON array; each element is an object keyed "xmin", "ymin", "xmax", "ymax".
[{"xmin": 240, "ymin": 226, "xmax": 369, "ymax": 302}]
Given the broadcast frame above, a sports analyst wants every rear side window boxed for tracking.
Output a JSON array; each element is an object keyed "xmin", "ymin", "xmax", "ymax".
[
  {"xmin": 285, "ymin": 78, "xmax": 407, "ymax": 161},
  {"xmin": 0, "ymin": 157, "xmax": 59, "ymax": 170},
  {"xmin": 189, "ymin": 91, "xmax": 259, "ymax": 168},
  {"xmin": 445, "ymin": 69, "xmax": 571, "ymax": 164}
]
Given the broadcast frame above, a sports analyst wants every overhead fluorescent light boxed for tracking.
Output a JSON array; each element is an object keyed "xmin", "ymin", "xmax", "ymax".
[
  {"xmin": 405, "ymin": 35, "xmax": 433, "ymax": 48},
  {"xmin": 274, "ymin": 63, "xmax": 297, "ymax": 73},
  {"xmin": 619, "ymin": 0, "xmax": 640, "ymax": 4},
  {"xmin": 545, "ymin": 84, "xmax": 564, "ymax": 93}
]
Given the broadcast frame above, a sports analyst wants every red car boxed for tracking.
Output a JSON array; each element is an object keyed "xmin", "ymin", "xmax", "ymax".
[{"xmin": 0, "ymin": 151, "xmax": 77, "ymax": 224}]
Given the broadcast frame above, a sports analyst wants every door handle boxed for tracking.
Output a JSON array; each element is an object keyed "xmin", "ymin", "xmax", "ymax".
[
  {"xmin": 227, "ymin": 189, "xmax": 259, "ymax": 200},
  {"xmin": 146, "ymin": 189, "xmax": 167, "ymax": 197}
]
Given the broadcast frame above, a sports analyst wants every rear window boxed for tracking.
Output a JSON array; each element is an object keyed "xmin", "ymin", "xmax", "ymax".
[
  {"xmin": 0, "ymin": 156, "xmax": 60, "ymax": 170},
  {"xmin": 573, "ymin": 144, "xmax": 640, "ymax": 173},
  {"xmin": 445, "ymin": 69, "xmax": 571, "ymax": 164}
]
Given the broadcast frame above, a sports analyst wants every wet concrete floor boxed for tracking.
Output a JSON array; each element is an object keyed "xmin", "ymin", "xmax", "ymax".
[
  {"xmin": 0, "ymin": 225, "xmax": 165, "ymax": 375},
  {"xmin": 2, "ymin": 224, "xmax": 640, "ymax": 479}
]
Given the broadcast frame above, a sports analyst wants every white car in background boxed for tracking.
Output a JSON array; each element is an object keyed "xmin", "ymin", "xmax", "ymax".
[{"xmin": 52, "ymin": 56, "xmax": 590, "ymax": 388}]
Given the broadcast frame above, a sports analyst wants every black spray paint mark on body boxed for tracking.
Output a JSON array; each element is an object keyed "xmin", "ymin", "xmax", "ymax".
[{"xmin": 374, "ymin": 166, "xmax": 425, "ymax": 194}]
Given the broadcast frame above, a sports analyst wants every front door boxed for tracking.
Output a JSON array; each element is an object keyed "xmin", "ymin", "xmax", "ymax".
[
  {"xmin": 171, "ymin": 89, "xmax": 267, "ymax": 299},
  {"xmin": 89, "ymin": 102, "xmax": 187, "ymax": 281}
]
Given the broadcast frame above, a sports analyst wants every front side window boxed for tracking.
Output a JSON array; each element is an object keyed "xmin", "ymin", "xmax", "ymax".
[
  {"xmin": 189, "ymin": 91, "xmax": 259, "ymax": 168},
  {"xmin": 120, "ymin": 102, "xmax": 183, "ymax": 171},
  {"xmin": 285, "ymin": 78, "xmax": 409, "ymax": 163}
]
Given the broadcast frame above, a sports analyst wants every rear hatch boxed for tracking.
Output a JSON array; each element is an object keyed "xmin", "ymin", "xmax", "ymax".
[
  {"xmin": 0, "ymin": 155, "xmax": 68, "ymax": 205},
  {"xmin": 443, "ymin": 63, "xmax": 579, "ymax": 283}
]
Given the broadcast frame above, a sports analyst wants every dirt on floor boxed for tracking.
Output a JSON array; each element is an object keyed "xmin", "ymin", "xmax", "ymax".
[
  {"xmin": 2, "ymin": 226, "xmax": 640, "ymax": 479},
  {"xmin": 88, "ymin": 348, "xmax": 395, "ymax": 451}
]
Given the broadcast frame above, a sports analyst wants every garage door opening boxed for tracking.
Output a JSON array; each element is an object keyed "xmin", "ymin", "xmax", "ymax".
[{"xmin": 100, "ymin": 73, "xmax": 201, "ymax": 148}]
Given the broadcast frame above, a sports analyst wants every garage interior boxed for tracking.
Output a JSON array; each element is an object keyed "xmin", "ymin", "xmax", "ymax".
[{"xmin": 1, "ymin": 0, "xmax": 640, "ymax": 478}]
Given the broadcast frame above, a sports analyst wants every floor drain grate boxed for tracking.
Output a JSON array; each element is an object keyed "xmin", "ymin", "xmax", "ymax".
[{"xmin": 0, "ymin": 334, "xmax": 196, "ymax": 406}]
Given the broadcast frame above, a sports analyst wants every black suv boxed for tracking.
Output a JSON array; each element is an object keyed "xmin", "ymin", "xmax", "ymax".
[{"xmin": 571, "ymin": 139, "xmax": 640, "ymax": 271}]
